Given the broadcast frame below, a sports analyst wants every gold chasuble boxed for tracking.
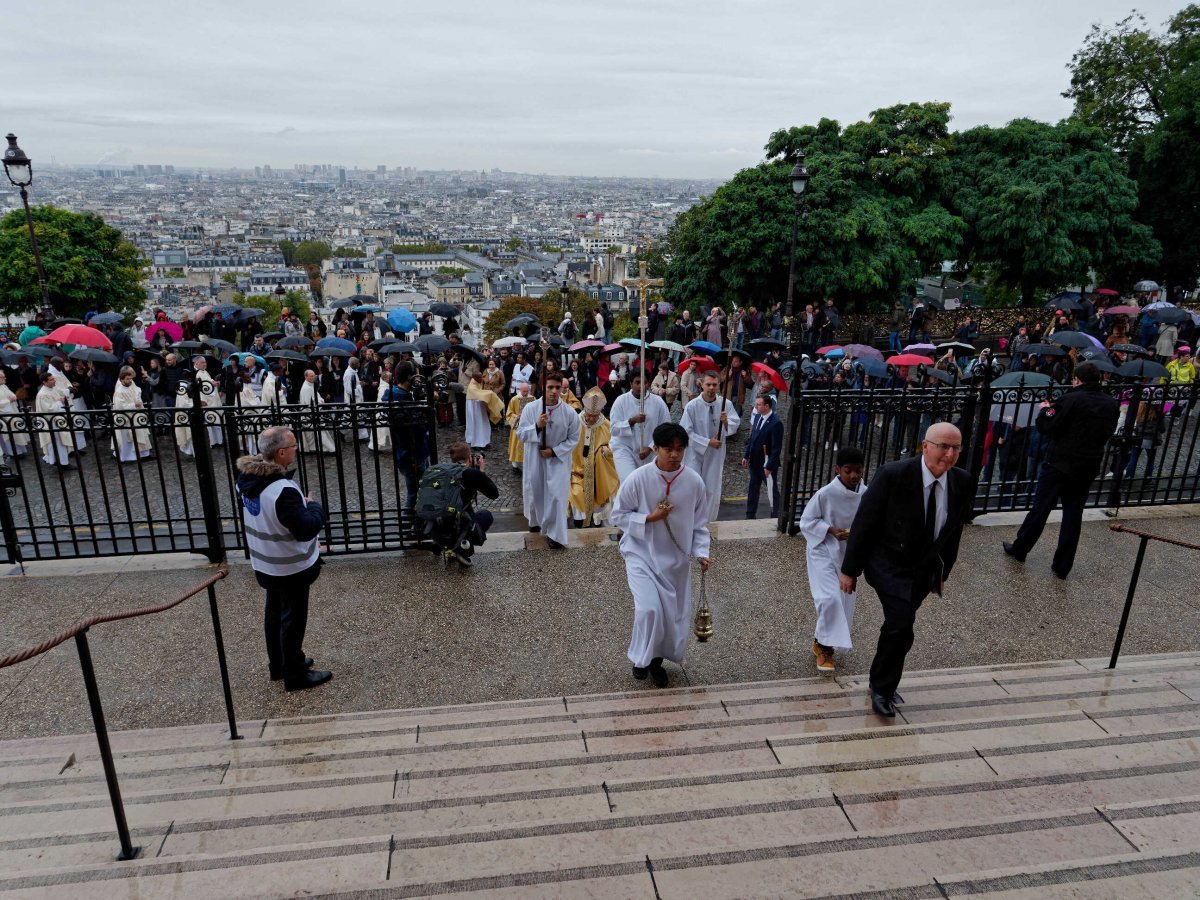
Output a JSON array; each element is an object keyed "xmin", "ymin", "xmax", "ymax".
[
  {"xmin": 466, "ymin": 379, "xmax": 504, "ymax": 423},
  {"xmin": 569, "ymin": 388, "xmax": 620, "ymax": 526},
  {"xmin": 506, "ymin": 392, "xmax": 533, "ymax": 466}
]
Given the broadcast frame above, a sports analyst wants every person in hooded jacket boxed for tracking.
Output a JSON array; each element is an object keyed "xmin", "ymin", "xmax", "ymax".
[{"xmin": 236, "ymin": 426, "xmax": 332, "ymax": 691}]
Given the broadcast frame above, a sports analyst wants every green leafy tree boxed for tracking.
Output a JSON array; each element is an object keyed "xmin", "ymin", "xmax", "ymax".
[
  {"xmin": 244, "ymin": 290, "xmax": 312, "ymax": 332},
  {"xmin": 0, "ymin": 205, "xmax": 145, "ymax": 318},
  {"xmin": 390, "ymin": 242, "xmax": 447, "ymax": 254},
  {"xmin": 278, "ymin": 239, "xmax": 296, "ymax": 266},
  {"xmin": 333, "ymin": 247, "xmax": 366, "ymax": 258},
  {"xmin": 481, "ymin": 287, "xmax": 595, "ymax": 344},
  {"xmin": 505, "ymin": 237, "xmax": 522, "ymax": 252},
  {"xmin": 221, "ymin": 272, "xmax": 239, "ymax": 284},
  {"xmin": 436, "ymin": 266, "xmax": 469, "ymax": 277},
  {"xmin": 293, "ymin": 240, "xmax": 332, "ymax": 266},
  {"xmin": 949, "ymin": 118, "xmax": 1159, "ymax": 304}
]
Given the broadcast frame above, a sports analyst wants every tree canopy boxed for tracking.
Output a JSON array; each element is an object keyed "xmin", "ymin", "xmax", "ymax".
[
  {"xmin": 0, "ymin": 205, "xmax": 145, "ymax": 319},
  {"xmin": 293, "ymin": 240, "xmax": 333, "ymax": 266}
]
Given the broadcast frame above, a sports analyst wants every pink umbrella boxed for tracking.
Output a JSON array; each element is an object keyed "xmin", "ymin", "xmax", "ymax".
[
  {"xmin": 569, "ymin": 339, "xmax": 606, "ymax": 353},
  {"xmin": 1104, "ymin": 305, "xmax": 1140, "ymax": 316},
  {"xmin": 1094, "ymin": 288, "xmax": 1119, "ymax": 296},
  {"xmin": 192, "ymin": 305, "xmax": 213, "ymax": 324},
  {"xmin": 843, "ymin": 343, "xmax": 884, "ymax": 361},
  {"xmin": 903, "ymin": 342, "xmax": 937, "ymax": 353},
  {"xmin": 146, "ymin": 321, "xmax": 183, "ymax": 343}
]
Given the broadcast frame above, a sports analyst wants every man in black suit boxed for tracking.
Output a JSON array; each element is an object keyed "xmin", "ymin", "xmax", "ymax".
[
  {"xmin": 741, "ymin": 394, "xmax": 784, "ymax": 519},
  {"xmin": 840, "ymin": 422, "xmax": 976, "ymax": 717}
]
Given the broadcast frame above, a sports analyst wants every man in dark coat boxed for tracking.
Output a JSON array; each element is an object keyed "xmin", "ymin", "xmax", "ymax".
[
  {"xmin": 1003, "ymin": 362, "xmax": 1119, "ymax": 578},
  {"xmin": 841, "ymin": 422, "xmax": 975, "ymax": 717},
  {"xmin": 741, "ymin": 395, "xmax": 783, "ymax": 519}
]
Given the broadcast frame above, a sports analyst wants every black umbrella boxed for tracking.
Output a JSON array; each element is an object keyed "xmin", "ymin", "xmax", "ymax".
[
  {"xmin": 89, "ymin": 312, "xmax": 125, "ymax": 326},
  {"xmin": 25, "ymin": 345, "xmax": 65, "ymax": 360},
  {"xmin": 277, "ymin": 335, "xmax": 315, "ymax": 350},
  {"xmin": 855, "ymin": 357, "xmax": 890, "ymax": 379},
  {"xmin": 235, "ymin": 307, "xmax": 266, "ymax": 320},
  {"xmin": 1047, "ymin": 332, "xmax": 1096, "ymax": 351},
  {"xmin": 1148, "ymin": 307, "xmax": 1190, "ymax": 324},
  {"xmin": 1117, "ymin": 359, "xmax": 1169, "ymax": 379},
  {"xmin": 1087, "ymin": 358, "xmax": 1119, "ymax": 374},
  {"xmin": 310, "ymin": 347, "xmax": 352, "ymax": 358},
  {"xmin": 202, "ymin": 338, "xmax": 239, "ymax": 355},
  {"xmin": 410, "ymin": 335, "xmax": 452, "ymax": 354},
  {"xmin": 428, "ymin": 302, "xmax": 459, "ymax": 318},
  {"xmin": 504, "ymin": 314, "xmax": 539, "ymax": 332},
  {"xmin": 68, "ymin": 347, "xmax": 119, "ymax": 364},
  {"xmin": 713, "ymin": 348, "xmax": 752, "ymax": 367},
  {"xmin": 1110, "ymin": 343, "xmax": 1152, "ymax": 357},
  {"xmin": 172, "ymin": 340, "xmax": 205, "ymax": 351},
  {"xmin": 920, "ymin": 367, "xmax": 958, "ymax": 384},
  {"xmin": 50, "ymin": 318, "xmax": 83, "ymax": 327},
  {"xmin": 1079, "ymin": 347, "xmax": 1108, "ymax": 360},
  {"xmin": 133, "ymin": 348, "xmax": 163, "ymax": 368},
  {"xmin": 266, "ymin": 349, "xmax": 309, "ymax": 364},
  {"xmin": 368, "ymin": 338, "xmax": 400, "ymax": 351},
  {"xmin": 329, "ymin": 298, "xmax": 358, "ymax": 309},
  {"xmin": 747, "ymin": 337, "xmax": 786, "ymax": 354},
  {"xmin": 1020, "ymin": 343, "xmax": 1067, "ymax": 357},
  {"xmin": 261, "ymin": 331, "xmax": 285, "ymax": 342},
  {"xmin": 212, "ymin": 304, "xmax": 241, "ymax": 317},
  {"xmin": 454, "ymin": 345, "xmax": 486, "ymax": 367},
  {"xmin": 378, "ymin": 342, "xmax": 413, "ymax": 356}
]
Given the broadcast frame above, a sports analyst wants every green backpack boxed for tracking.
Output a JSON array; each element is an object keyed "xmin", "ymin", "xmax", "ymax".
[{"xmin": 415, "ymin": 463, "xmax": 468, "ymax": 522}]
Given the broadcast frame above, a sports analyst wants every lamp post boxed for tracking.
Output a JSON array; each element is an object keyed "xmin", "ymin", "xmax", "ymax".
[
  {"xmin": 560, "ymin": 279, "xmax": 570, "ymax": 320},
  {"xmin": 784, "ymin": 153, "xmax": 809, "ymax": 318},
  {"xmin": 2, "ymin": 134, "xmax": 52, "ymax": 314}
]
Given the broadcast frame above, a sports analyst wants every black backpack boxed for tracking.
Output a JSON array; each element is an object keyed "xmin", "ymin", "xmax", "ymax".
[{"xmin": 415, "ymin": 463, "xmax": 468, "ymax": 522}]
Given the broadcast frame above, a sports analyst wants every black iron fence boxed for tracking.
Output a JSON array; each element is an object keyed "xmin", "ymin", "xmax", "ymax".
[
  {"xmin": 778, "ymin": 370, "xmax": 1200, "ymax": 531},
  {"xmin": 0, "ymin": 377, "xmax": 440, "ymax": 564}
]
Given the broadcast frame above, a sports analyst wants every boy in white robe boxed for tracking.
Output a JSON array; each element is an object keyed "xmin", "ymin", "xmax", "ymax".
[
  {"xmin": 111, "ymin": 367, "xmax": 152, "ymax": 461},
  {"xmin": 610, "ymin": 372, "xmax": 671, "ymax": 483},
  {"xmin": 680, "ymin": 370, "xmax": 740, "ymax": 520},
  {"xmin": 799, "ymin": 446, "xmax": 866, "ymax": 675},
  {"xmin": 610, "ymin": 422, "xmax": 711, "ymax": 688},
  {"xmin": 516, "ymin": 372, "xmax": 579, "ymax": 548}
]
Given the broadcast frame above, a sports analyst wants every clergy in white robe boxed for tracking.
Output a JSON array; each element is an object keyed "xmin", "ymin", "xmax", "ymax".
[
  {"xmin": 34, "ymin": 376, "xmax": 74, "ymax": 466},
  {"xmin": 111, "ymin": 369, "xmax": 152, "ymax": 461},
  {"xmin": 465, "ymin": 375, "xmax": 495, "ymax": 450},
  {"xmin": 609, "ymin": 373, "xmax": 671, "ymax": 483},
  {"xmin": 0, "ymin": 372, "xmax": 29, "ymax": 458},
  {"xmin": 235, "ymin": 378, "xmax": 260, "ymax": 455},
  {"xmin": 368, "ymin": 371, "xmax": 392, "ymax": 453},
  {"xmin": 261, "ymin": 370, "xmax": 283, "ymax": 407},
  {"xmin": 516, "ymin": 375, "xmax": 579, "ymax": 547},
  {"xmin": 173, "ymin": 379, "xmax": 196, "ymax": 458},
  {"xmin": 47, "ymin": 362, "xmax": 86, "ymax": 451},
  {"xmin": 299, "ymin": 370, "xmax": 336, "ymax": 453},
  {"xmin": 194, "ymin": 360, "xmax": 223, "ymax": 447},
  {"xmin": 679, "ymin": 371, "xmax": 740, "ymax": 520},
  {"xmin": 610, "ymin": 423, "xmax": 711, "ymax": 677},
  {"xmin": 343, "ymin": 360, "xmax": 369, "ymax": 440},
  {"xmin": 799, "ymin": 469, "xmax": 866, "ymax": 653}
]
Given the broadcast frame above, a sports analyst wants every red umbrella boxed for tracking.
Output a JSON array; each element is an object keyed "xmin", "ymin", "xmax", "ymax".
[
  {"xmin": 1094, "ymin": 288, "xmax": 1119, "ymax": 296},
  {"xmin": 751, "ymin": 361, "xmax": 786, "ymax": 391},
  {"xmin": 43, "ymin": 324, "xmax": 112, "ymax": 350},
  {"xmin": 1104, "ymin": 305, "xmax": 1140, "ymax": 316},
  {"xmin": 679, "ymin": 356, "xmax": 718, "ymax": 375},
  {"xmin": 888, "ymin": 353, "xmax": 934, "ymax": 367},
  {"xmin": 815, "ymin": 344, "xmax": 842, "ymax": 356}
]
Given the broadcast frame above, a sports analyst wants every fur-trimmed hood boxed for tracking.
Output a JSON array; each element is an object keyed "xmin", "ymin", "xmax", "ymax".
[{"xmin": 235, "ymin": 454, "xmax": 290, "ymax": 499}]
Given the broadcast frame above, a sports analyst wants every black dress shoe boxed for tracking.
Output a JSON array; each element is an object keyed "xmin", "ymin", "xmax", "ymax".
[
  {"xmin": 529, "ymin": 526, "xmax": 540, "ymax": 533},
  {"xmin": 547, "ymin": 539, "xmax": 565, "ymax": 549},
  {"xmin": 870, "ymin": 690, "xmax": 896, "ymax": 717},
  {"xmin": 632, "ymin": 665, "xmax": 649, "ymax": 680},
  {"xmin": 649, "ymin": 658, "xmax": 668, "ymax": 688},
  {"xmin": 892, "ymin": 691, "xmax": 905, "ymax": 705},
  {"xmin": 1002, "ymin": 541, "xmax": 1026, "ymax": 563},
  {"xmin": 1051, "ymin": 566, "xmax": 1068, "ymax": 580},
  {"xmin": 285, "ymin": 670, "xmax": 333, "ymax": 692},
  {"xmin": 270, "ymin": 656, "xmax": 314, "ymax": 681}
]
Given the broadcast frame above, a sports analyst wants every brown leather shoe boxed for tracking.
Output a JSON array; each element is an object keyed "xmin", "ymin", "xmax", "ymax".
[{"xmin": 812, "ymin": 641, "xmax": 835, "ymax": 675}]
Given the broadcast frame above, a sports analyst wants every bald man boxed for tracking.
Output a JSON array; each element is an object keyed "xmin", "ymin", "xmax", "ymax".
[{"xmin": 840, "ymin": 423, "xmax": 976, "ymax": 717}]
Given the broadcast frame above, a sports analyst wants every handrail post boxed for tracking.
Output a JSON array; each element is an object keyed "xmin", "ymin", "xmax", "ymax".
[
  {"xmin": 74, "ymin": 628, "xmax": 140, "ymax": 861},
  {"xmin": 1109, "ymin": 534, "xmax": 1149, "ymax": 669},
  {"xmin": 207, "ymin": 583, "xmax": 241, "ymax": 740}
]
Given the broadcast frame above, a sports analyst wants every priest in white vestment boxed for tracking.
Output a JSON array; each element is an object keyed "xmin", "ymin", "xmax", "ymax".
[
  {"xmin": 299, "ymin": 369, "xmax": 336, "ymax": 454},
  {"xmin": 516, "ymin": 373, "xmax": 579, "ymax": 548},
  {"xmin": 194, "ymin": 358, "xmax": 223, "ymax": 447},
  {"xmin": 609, "ymin": 371, "xmax": 670, "ymax": 483},
  {"xmin": 679, "ymin": 370, "xmax": 740, "ymax": 520},
  {"xmin": 610, "ymin": 421, "xmax": 711, "ymax": 687},
  {"xmin": 343, "ymin": 358, "xmax": 369, "ymax": 441},
  {"xmin": 111, "ymin": 367, "xmax": 152, "ymax": 461},
  {"xmin": 0, "ymin": 370, "xmax": 29, "ymax": 459}
]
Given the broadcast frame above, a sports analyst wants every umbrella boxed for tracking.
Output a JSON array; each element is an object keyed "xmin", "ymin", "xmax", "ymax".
[
  {"xmin": 1143, "ymin": 300, "xmax": 1174, "ymax": 311},
  {"xmin": 50, "ymin": 318, "xmax": 83, "ymax": 327},
  {"xmin": 1088, "ymin": 358, "xmax": 1119, "ymax": 374},
  {"xmin": 493, "ymin": 335, "xmax": 527, "ymax": 349},
  {"xmin": 678, "ymin": 356, "xmax": 718, "ymax": 375},
  {"xmin": 89, "ymin": 312, "xmax": 125, "ymax": 326},
  {"xmin": 352, "ymin": 304, "xmax": 381, "ymax": 313},
  {"xmin": 1104, "ymin": 305, "xmax": 1140, "ymax": 316},
  {"xmin": 1133, "ymin": 280, "xmax": 1160, "ymax": 292},
  {"xmin": 386, "ymin": 309, "xmax": 418, "ymax": 332},
  {"xmin": 1047, "ymin": 291, "xmax": 1082, "ymax": 305},
  {"xmin": 24, "ymin": 345, "xmax": 66, "ymax": 360},
  {"xmin": 411, "ymin": 335, "xmax": 452, "ymax": 354},
  {"xmin": 843, "ymin": 343, "xmax": 884, "ymax": 361},
  {"xmin": 202, "ymin": 338, "xmax": 239, "ymax": 355},
  {"xmin": 714, "ymin": 348, "xmax": 752, "ymax": 367},
  {"xmin": 922, "ymin": 367, "xmax": 958, "ymax": 384},
  {"xmin": 454, "ymin": 345, "xmax": 486, "ymax": 366},
  {"xmin": 888, "ymin": 354, "xmax": 935, "ymax": 367},
  {"xmin": 316, "ymin": 336, "xmax": 357, "ymax": 354},
  {"xmin": 1093, "ymin": 288, "xmax": 1120, "ymax": 296},
  {"xmin": 45, "ymin": 324, "xmax": 112, "ymax": 350},
  {"xmin": 991, "ymin": 372, "xmax": 1054, "ymax": 388},
  {"xmin": 277, "ymin": 335, "xmax": 315, "ymax": 350},
  {"xmin": 133, "ymin": 348, "xmax": 163, "ymax": 366},
  {"xmin": 936, "ymin": 341, "xmax": 976, "ymax": 354},
  {"xmin": 68, "ymin": 347, "xmax": 118, "ymax": 364},
  {"xmin": 310, "ymin": 347, "xmax": 352, "ymax": 358},
  {"xmin": 1117, "ymin": 359, "xmax": 1169, "ymax": 379},
  {"xmin": 226, "ymin": 352, "xmax": 268, "ymax": 368},
  {"xmin": 261, "ymin": 331, "xmax": 284, "ymax": 342},
  {"xmin": 620, "ymin": 337, "xmax": 649, "ymax": 350},
  {"xmin": 235, "ymin": 307, "xmax": 266, "ymax": 321},
  {"xmin": 1048, "ymin": 297, "xmax": 1084, "ymax": 312},
  {"xmin": 902, "ymin": 342, "xmax": 937, "ymax": 353},
  {"xmin": 17, "ymin": 325, "xmax": 45, "ymax": 345},
  {"xmin": 146, "ymin": 321, "xmax": 183, "ymax": 343},
  {"xmin": 266, "ymin": 349, "xmax": 309, "ymax": 364},
  {"xmin": 1020, "ymin": 343, "xmax": 1067, "ymax": 357},
  {"xmin": 1047, "ymin": 332, "xmax": 1104, "ymax": 352},
  {"xmin": 747, "ymin": 337, "xmax": 786, "ymax": 353},
  {"xmin": 690, "ymin": 340, "xmax": 721, "ymax": 354},
  {"xmin": 191, "ymin": 305, "xmax": 213, "ymax": 324},
  {"xmin": 503, "ymin": 314, "xmax": 539, "ymax": 332},
  {"xmin": 568, "ymin": 338, "xmax": 604, "ymax": 353},
  {"xmin": 211, "ymin": 304, "xmax": 241, "ymax": 318},
  {"xmin": 596, "ymin": 342, "xmax": 624, "ymax": 357},
  {"xmin": 822, "ymin": 348, "xmax": 845, "ymax": 358},
  {"xmin": 1149, "ymin": 307, "xmax": 1190, "ymax": 324},
  {"xmin": 654, "ymin": 301, "xmax": 673, "ymax": 314},
  {"xmin": 329, "ymin": 298, "xmax": 358, "ymax": 309},
  {"xmin": 816, "ymin": 344, "xmax": 843, "ymax": 355},
  {"xmin": 649, "ymin": 340, "xmax": 687, "ymax": 353},
  {"xmin": 1110, "ymin": 343, "xmax": 1152, "ymax": 357},
  {"xmin": 547, "ymin": 335, "xmax": 566, "ymax": 348},
  {"xmin": 854, "ymin": 357, "xmax": 890, "ymax": 380},
  {"xmin": 750, "ymin": 361, "xmax": 786, "ymax": 392},
  {"xmin": 1078, "ymin": 347, "xmax": 1108, "ymax": 360},
  {"xmin": 171, "ymin": 340, "xmax": 205, "ymax": 351},
  {"xmin": 428, "ymin": 302, "xmax": 459, "ymax": 318}
]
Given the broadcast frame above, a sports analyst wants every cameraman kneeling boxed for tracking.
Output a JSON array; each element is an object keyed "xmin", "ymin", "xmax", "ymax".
[{"xmin": 437, "ymin": 441, "xmax": 499, "ymax": 565}]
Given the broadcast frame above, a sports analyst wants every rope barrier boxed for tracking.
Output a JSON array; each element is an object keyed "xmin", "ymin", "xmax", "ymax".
[
  {"xmin": 0, "ymin": 568, "xmax": 227, "ymax": 670},
  {"xmin": 1108, "ymin": 522, "xmax": 1200, "ymax": 552}
]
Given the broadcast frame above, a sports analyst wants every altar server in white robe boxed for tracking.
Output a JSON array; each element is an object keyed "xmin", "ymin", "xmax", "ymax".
[
  {"xmin": 610, "ymin": 421, "xmax": 711, "ymax": 688},
  {"xmin": 261, "ymin": 366, "xmax": 284, "ymax": 408},
  {"xmin": 47, "ymin": 360, "xmax": 86, "ymax": 451},
  {"xmin": 0, "ymin": 370, "xmax": 29, "ymax": 459},
  {"xmin": 680, "ymin": 370, "xmax": 740, "ymax": 520},
  {"xmin": 343, "ymin": 357, "xmax": 369, "ymax": 441},
  {"xmin": 193, "ymin": 357, "xmax": 223, "ymax": 447},
  {"xmin": 368, "ymin": 370, "xmax": 392, "ymax": 453},
  {"xmin": 799, "ymin": 446, "xmax": 866, "ymax": 672},
  {"xmin": 111, "ymin": 366, "xmax": 152, "ymax": 461},
  {"xmin": 173, "ymin": 377, "xmax": 195, "ymax": 457},
  {"xmin": 516, "ymin": 372, "xmax": 579, "ymax": 548},
  {"xmin": 610, "ymin": 371, "xmax": 670, "ymax": 483},
  {"xmin": 299, "ymin": 369, "xmax": 336, "ymax": 454},
  {"xmin": 235, "ymin": 374, "xmax": 260, "ymax": 455},
  {"xmin": 35, "ymin": 373, "xmax": 75, "ymax": 466}
]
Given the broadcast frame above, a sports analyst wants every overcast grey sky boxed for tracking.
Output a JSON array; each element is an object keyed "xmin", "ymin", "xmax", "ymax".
[{"xmin": 3, "ymin": 0, "xmax": 1186, "ymax": 179}]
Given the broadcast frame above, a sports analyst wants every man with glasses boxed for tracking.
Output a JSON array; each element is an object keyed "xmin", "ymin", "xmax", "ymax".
[
  {"xmin": 236, "ymin": 426, "xmax": 332, "ymax": 691},
  {"xmin": 840, "ymin": 422, "xmax": 975, "ymax": 717}
]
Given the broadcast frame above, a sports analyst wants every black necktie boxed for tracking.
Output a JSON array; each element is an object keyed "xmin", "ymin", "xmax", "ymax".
[{"xmin": 926, "ymin": 482, "xmax": 938, "ymax": 546}]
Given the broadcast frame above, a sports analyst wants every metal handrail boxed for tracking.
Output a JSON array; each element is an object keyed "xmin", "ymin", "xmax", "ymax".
[
  {"xmin": 1107, "ymin": 523, "xmax": 1200, "ymax": 670},
  {"xmin": 0, "ymin": 567, "xmax": 234, "ymax": 862}
]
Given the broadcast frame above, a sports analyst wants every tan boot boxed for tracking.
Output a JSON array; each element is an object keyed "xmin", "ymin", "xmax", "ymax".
[{"xmin": 812, "ymin": 641, "xmax": 835, "ymax": 675}]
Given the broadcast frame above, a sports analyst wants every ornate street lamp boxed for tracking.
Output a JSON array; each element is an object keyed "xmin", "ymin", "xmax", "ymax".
[
  {"xmin": 560, "ymin": 279, "xmax": 570, "ymax": 319},
  {"xmin": 2, "ymin": 134, "xmax": 52, "ymax": 313},
  {"xmin": 784, "ymin": 154, "xmax": 810, "ymax": 318}
]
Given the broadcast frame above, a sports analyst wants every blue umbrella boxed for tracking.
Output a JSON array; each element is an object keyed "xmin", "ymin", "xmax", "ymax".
[
  {"xmin": 225, "ymin": 352, "xmax": 267, "ymax": 368},
  {"xmin": 387, "ymin": 309, "xmax": 418, "ymax": 332},
  {"xmin": 690, "ymin": 340, "xmax": 721, "ymax": 354},
  {"xmin": 353, "ymin": 304, "xmax": 381, "ymax": 313},
  {"xmin": 316, "ymin": 336, "xmax": 357, "ymax": 354},
  {"xmin": 620, "ymin": 337, "xmax": 649, "ymax": 350},
  {"xmin": 212, "ymin": 304, "xmax": 242, "ymax": 317},
  {"xmin": 823, "ymin": 347, "xmax": 846, "ymax": 358}
]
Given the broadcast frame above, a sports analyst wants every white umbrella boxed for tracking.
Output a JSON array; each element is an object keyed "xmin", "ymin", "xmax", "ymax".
[
  {"xmin": 491, "ymin": 335, "xmax": 526, "ymax": 349},
  {"xmin": 1143, "ymin": 300, "xmax": 1175, "ymax": 310}
]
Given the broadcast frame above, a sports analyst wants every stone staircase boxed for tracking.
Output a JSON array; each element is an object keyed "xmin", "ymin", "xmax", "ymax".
[{"xmin": 0, "ymin": 652, "xmax": 1198, "ymax": 898}]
